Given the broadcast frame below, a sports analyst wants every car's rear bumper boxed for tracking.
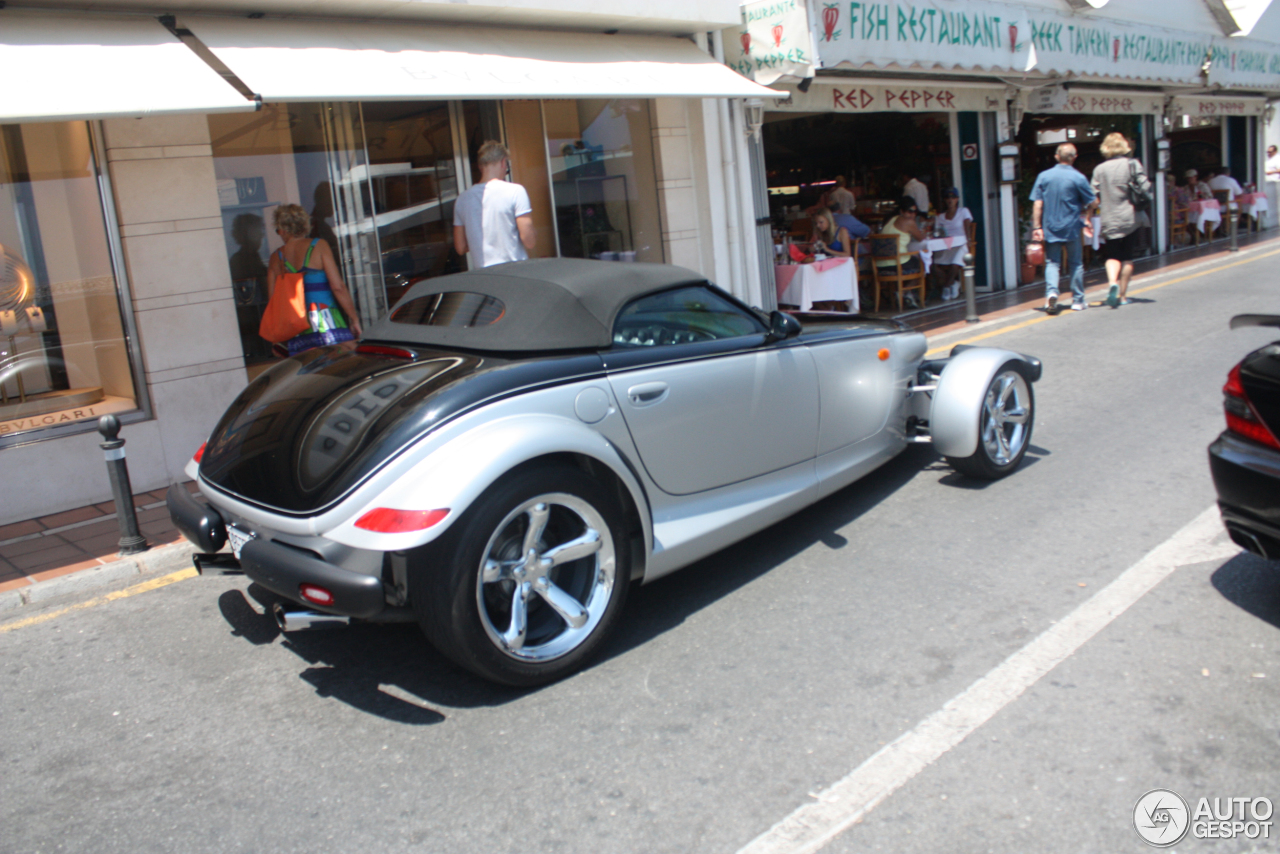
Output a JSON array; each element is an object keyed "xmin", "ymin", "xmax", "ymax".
[
  {"xmin": 1208, "ymin": 431, "xmax": 1280, "ymax": 559},
  {"xmin": 166, "ymin": 483, "xmax": 387, "ymax": 617}
]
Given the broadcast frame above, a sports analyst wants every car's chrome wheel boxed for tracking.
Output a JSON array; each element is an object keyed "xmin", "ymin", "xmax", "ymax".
[
  {"xmin": 475, "ymin": 493, "xmax": 616, "ymax": 663},
  {"xmin": 980, "ymin": 369, "xmax": 1031, "ymax": 466},
  {"xmin": 411, "ymin": 465, "xmax": 630, "ymax": 686},
  {"xmin": 946, "ymin": 363, "xmax": 1035, "ymax": 480}
]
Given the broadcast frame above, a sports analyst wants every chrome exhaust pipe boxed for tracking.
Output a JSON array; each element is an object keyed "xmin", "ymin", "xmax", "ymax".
[
  {"xmin": 273, "ymin": 603, "xmax": 350, "ymax": 631},
  {"xmin": 192, "ymin": 552, "xmax": 242, "ymax": 575},
  {"xmin": 1227, "ymin": 525, "xmax": 1271, "ymax": 559}
]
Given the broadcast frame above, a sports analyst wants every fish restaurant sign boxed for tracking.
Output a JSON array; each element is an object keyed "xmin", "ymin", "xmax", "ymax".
[{"xmin": 729, "ymin": 0, "xmax": 1280, "ymax": 90}]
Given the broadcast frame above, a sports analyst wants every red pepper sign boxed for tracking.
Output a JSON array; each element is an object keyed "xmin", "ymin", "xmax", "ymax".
[
  {"xmin": 741, "ymin": 32, "xmax": 751, "ymax": 55},
  {"xmin": 1112, "ymin": 37, "xmax": 1120, "ymax": 61},
  {"xmin": 772, "ymin": 25, "xmax": 784, "ymax": 47},
  {"xmin": 1008, "ymin": 23, "xmax": 1017, "ymax": 52},
  {"xmin": 822, "ymin": 5, "xmax": 839, "ymax": 42}
]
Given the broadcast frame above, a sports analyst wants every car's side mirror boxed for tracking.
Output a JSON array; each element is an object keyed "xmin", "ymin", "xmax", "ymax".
[{"xmin": 765, "ymin": 310, "xmax": 802, "ymax": 343}]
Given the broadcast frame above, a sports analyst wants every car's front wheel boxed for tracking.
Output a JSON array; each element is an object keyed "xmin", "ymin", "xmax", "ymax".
[
  {"xmin": 945, "ymin": 362, "xmax": 1035, "ymax": 479},
  {"xmin": 411, "ymin": 465, "xmax": 630, "ymax": 687}
]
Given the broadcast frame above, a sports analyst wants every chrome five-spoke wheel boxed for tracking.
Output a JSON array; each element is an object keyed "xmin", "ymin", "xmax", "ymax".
[
  {"xmin": 946, "ymin": 362, "xmax": 1035, "ymax": 480},
  {"xmin": 476, "ymin": 493, "xmax": 616, "ymax": 662},
  {"xmin": 411, "ymin": 465, "xmax": 630, "ymax": 686}
]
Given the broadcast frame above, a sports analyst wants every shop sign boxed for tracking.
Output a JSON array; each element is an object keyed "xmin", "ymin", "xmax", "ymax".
[
  {"xmin": 768, "ymin": 81, "xmax": 1004, "ymax": 112},
  {"xmin": 756, "ymin": 0, "xmax": 1280, "ymax": 91},
  {"xmin": 1170, "ymin": 95, "xmax": 1266, "ymax": 117},
  {"xmin": 1027, "ymin": 84, "xmax": 1067, "ymax": 112},
  {"xmin": 732, "ymin": 0, "xmax": 816, "ymax": 85},
  {"xmin": 1027, "ymin": 89, "xmax": 1165, "ymax": 115}
]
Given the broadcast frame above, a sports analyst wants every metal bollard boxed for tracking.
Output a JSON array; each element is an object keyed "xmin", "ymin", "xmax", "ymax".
[
  {"xmin": 962, "ymin": 251, "xmax": 980, "ymax": 324},
  {"xmin": 98, "ymin": 415, "xmax": 148, "ymax": 556},
  {"xmin": 1229, "ymin": 204, "xmax": 1239, "ymax": 252}
]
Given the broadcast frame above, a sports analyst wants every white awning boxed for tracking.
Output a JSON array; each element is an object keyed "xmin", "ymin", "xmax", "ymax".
[
  {"xmin": 184, "ymin": 17, "xmax": 782, "ymax": 101},
  {"xmin": 0, "ymin": 11, "xmax": 255, "ymax": 124}
]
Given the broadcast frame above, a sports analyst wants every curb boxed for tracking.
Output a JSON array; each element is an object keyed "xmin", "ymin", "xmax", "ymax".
[{"xmin": 0, "ymin": 540, "xmax": 198, "ymax": 614}]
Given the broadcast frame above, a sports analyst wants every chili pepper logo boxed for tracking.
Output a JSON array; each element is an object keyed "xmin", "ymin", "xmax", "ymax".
[
  {"xmin": 822, "ymin": 4, "xmax": 840, "ymax": 42},
  {"xmin": 741, "ymin": 31, "xmax": 751, "ymax": 55},
  {"xmin": 1113, "ymin": 37, "xmax": 1120, "ymax": 61},
  {"xmin": 772, "ymin": 25, "xmax": 784, "ymax": 47},
  {"xmin": 1008, "ymin": 23, "xmax": 1018, "ymax": 52}
]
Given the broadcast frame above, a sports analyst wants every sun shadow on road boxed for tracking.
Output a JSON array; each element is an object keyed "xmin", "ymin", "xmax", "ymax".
[
  {"xmin": 1210, "ymin": 551, "xmax": 1280, "ymax": 629},
  {"xmin": 211, "ymin": 443, "xmax": 1018, "ymax": 721}
]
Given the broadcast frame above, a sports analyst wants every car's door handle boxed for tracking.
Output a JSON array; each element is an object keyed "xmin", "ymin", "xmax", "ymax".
[{"xmin": 627, "ymin": 382, "xmax": 669, "ymax": 406}]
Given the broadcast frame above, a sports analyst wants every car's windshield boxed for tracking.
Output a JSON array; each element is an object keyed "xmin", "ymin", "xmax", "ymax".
[{"xmin": 612, "ymin": 285, "xmax": 766, "ymax": 347}]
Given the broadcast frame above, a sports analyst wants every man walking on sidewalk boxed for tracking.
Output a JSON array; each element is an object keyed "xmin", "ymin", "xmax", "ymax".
[
  {"xmin": 453, "ymin": 141, "xmax": 537, "ymax": 269},
  {"xmin": 1030, "ymin": 143, "xmax": 1096, "ymax": 312}
]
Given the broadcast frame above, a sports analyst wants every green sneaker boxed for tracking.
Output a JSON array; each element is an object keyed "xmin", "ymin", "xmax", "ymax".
[{"xmin": 1106, "ymin": 283, "xmax": 1119, "ymax": 307}]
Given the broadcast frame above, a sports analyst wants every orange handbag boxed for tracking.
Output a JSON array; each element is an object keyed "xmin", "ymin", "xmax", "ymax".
[{"xmin": 258, "ymin": 243, "xmax": 314, "ymax": 343}]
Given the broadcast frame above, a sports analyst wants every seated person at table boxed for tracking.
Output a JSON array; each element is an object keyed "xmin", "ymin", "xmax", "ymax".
[
  {"xmin": 1208, "ymin": 166, "xmax": 1243, "ymax": 202},
  {"xmin": 1185, "ymin": 169, "xmax": 1213, "ymax": 201},
  {"xmin": 810, "ymin": 210, "xmax": 853, "ymax": 258},
  {"xmin": 874, "ymin": 197, "xmax": 926, "ymax": 275},
  {"xmin": 931, "ymin": 187, "xmax": 975, "ymax": 301},
  {"xmin": 829, "ymin": 204, "xmax": 871, "ymax": 240}
]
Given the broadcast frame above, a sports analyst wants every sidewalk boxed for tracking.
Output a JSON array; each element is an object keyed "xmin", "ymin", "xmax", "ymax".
[
  {"xmin": 2, "ymin": 231, "xmax": 1275, "ymax": 617},
  {"xmin": 0, "ymin": 483, "xmax": 197, "ymax": 612}
]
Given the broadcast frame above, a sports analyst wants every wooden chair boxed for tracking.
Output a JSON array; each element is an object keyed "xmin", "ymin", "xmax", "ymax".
[
  {"xmin": 1169, "ymin": 204, "xmax": 1190, "ymax": 247},
  {"xmin": 869, "ymin": 236, "xmax": 926, "ymax": 313},
  {"xmin": 787, "ymin": 217, "xmax": 812, "ymax": 241}
]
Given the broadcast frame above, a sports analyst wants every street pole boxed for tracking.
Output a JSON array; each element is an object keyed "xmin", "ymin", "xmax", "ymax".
[
  {"xmin": 962, "ymin": 251, "xmax": 979, "ymax": 323},
  {"xmin": 98, "ymin": 414, "xmax": 148, "ymax": 556},
  {"xmin": 1229, "ymin": 202, "xmax": 1239, "ymax": 252}
]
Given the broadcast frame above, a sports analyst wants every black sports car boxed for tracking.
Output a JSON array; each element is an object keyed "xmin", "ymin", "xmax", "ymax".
[{"xmin": 1209, "ymin": 315, "xmax": 1280, "ymax": 559}]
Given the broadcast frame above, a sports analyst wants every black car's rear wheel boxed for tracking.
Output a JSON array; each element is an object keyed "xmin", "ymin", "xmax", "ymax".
[
  {"xmin": 411, "ymin": 465, "xmax": 629, "ymax": 687},
  {"xmin": 945, "ymin": 363, "xmax": 1035, "ymax": 479}
]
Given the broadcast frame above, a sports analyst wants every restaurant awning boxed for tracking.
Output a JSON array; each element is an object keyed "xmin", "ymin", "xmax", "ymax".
[
  {"xmin": 0, "ymin": 11, "xmax": 255, "ymax": 124},
  {"xmin": 182, "ymin": 16, "xmax": 783, "ymax": 102}
]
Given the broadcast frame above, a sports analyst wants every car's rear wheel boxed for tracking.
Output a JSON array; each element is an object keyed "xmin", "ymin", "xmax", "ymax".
[
  {"xmin": 411, "ymin": 465, "xmax": 629, "ymax": 687},
  {"xmin": 945, "ymin": 363, "xmax": 1034, "ymax": 479}
]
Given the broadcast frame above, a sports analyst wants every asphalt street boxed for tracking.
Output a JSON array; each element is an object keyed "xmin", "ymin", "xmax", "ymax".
[{"xmin": 4, "ymin": 243, "xmax": 1280, "ymax": 854}]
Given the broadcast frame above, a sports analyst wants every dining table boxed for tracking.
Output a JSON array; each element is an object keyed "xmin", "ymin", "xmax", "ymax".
[
  {"xmin": 908, "ymin": 235, "xmax": 967, "ymax": 274},
  {"xmin": 1236, "ymin": 192, "xmax": 1269, "ymax": 226},
  {"xmin": 1187, "ymin": 198, "xmax": 1223, "ymax": 234},
  {"xmin": 775, "ymin": 256, "xmax": 858, "ymax": 312}
]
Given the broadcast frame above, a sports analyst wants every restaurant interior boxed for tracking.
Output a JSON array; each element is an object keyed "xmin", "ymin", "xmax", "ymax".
[{"xmin": 762, "ymin": 109, "xmax": 961, "ymax": 315}]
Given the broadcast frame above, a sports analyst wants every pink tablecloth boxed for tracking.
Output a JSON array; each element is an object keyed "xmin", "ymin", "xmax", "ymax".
[
  {"xmin": 1188, "ymin": 199, "xmax": 1222, "ymax": 233},
  {"xmin": 776, "ymin": 257, "xmax": 858, "ymax": 312},
  {"xmin": 908, "ymin": 236, "xmax": 967, "ymax": 273},
  {"xmin": 1237, "ymin": 193, "xmax": 1270, "ymax": 220}
]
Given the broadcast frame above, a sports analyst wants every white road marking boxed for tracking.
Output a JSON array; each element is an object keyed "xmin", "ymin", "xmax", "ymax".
[{"xmin": 737, "ymin": 505, "xmax": 1239, "ymax": 854}]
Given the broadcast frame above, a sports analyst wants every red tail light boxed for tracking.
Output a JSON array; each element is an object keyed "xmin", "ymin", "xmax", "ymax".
[
  {"xmin": 354, "ymin": 507, "xmax": 449, "ymax": 533},
  {"xmin": 193, "ymin": 442, "xmax": 206, "ymax": 463},
  {"xmin": 356, "ymin": 344, "xmax": 417, "ymax": 361},
  {"xmin": 300, "ymin": 584, "xmax": 335, "ymax": 607},
  {"xmin": 1224, "ymin": 363, "xmax": 1280, "ymax": 450}
]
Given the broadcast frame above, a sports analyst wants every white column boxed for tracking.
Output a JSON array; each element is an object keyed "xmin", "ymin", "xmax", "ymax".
[{"xmin": 1000, "ymin": 184, "xmax": 1018, "ymax": 291}]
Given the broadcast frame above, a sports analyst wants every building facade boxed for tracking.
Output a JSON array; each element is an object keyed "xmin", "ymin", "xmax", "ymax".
[
  {"xmin": 0, "ymin": 0, "xmax": 776, "ymax": 525},
  {"xmin": 728, "ymin": 0, "xmax": 1280, "ymax": 298}
]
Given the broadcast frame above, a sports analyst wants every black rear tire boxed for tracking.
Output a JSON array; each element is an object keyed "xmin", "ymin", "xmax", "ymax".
[{"xmin": 410, "ymin": 465, "xmax": 630, "ymax": 687}]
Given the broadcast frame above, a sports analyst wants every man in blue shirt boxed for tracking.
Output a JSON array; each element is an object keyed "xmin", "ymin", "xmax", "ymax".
[
  {"xmin": 830, "ymin": 206, "xmax": 871, "ymax": 239},
  {"xmin": 1030, "ymin": 143, "xmax": 1097, "ymax": 312}
]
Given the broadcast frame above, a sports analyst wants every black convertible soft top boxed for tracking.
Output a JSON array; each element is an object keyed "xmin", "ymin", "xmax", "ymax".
[{"xmin": 364, "ymin": 258, "xmax": 708, "ymax": 352}]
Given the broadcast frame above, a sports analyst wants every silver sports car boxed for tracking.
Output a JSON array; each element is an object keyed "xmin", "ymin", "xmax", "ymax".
[{"xmin": 169, "ymin": 259, "xmax": 1040, "ymax": 686}]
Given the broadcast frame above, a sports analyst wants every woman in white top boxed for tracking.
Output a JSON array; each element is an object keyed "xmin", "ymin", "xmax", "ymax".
[{"xmin": 931, "ymin": 187, "xmax": 975, "ymax": 301}]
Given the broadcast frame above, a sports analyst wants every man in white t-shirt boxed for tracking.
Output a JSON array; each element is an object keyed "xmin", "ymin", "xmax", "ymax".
[
  {"xmin": 827, "ymin": 175, "xmax": 856, "ymax": 215},
  {"xmin": 1207, "ymin": 165, "xmax": 1243, "ymax": 204},
  {"xmin": 453, "ymin": 141, "xmax": 536, "ymax": 268},
  {"xmin": 903, "ymin": 173, "xmax": 931, "ymax": 215},
  {"xmin": 1266, "ymin": 145, "xmax": 1280, "ymax": 183}
]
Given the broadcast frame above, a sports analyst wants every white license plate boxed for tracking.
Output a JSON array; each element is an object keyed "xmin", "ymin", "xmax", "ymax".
[{"xmin": 226, "ymin": 525, "xmax": 255, "ymax": 560}]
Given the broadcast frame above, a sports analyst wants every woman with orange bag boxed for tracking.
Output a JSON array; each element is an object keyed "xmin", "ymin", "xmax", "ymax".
[{"xmin": 267, "ymin": 204, "xmax": 362, "ymax": 355}]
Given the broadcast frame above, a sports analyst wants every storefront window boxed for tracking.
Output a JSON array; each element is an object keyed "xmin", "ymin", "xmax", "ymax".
[
  {"xmin": 0, "ymin": 121, "xmax": 138, "ymax": 441},
  {"xmin": 543, "ymin": 99, "xmax": 663, "ymax": 262}
]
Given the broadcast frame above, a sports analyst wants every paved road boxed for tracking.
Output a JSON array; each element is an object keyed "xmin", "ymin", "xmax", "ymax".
[{"xmin": 4, "ymin": 244, "xmax": 1280, "ymax": 853}]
